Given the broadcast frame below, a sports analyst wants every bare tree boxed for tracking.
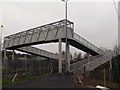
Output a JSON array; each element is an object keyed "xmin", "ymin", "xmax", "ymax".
[
  {"xmin": 62, "ymin": 51, "xmax": 73, "ymax": 60},
  {"xmin": 74, "ymin": 52, "xmax": 78, "ymax": 60},
  {"xmin": 70, "ymin": 52, "xmax": 73, "ymax": 60},
  {"xmin": 112, "ymin": 41, "xmax": 120, "ymax": 82},
  {"xmin": 77, "ymin": 52, "xmax": 82, "ymax": 61},
  {"xmin": 99, "ymin": 47, "xmax": 110, "ymax": 52},
  {"xmin": 83, "ymin": 53, "xmax": 89, "ymax": 59},
  {"xmin": 113, "ymin": 43, "xmax": 120, "ymax": 55}
]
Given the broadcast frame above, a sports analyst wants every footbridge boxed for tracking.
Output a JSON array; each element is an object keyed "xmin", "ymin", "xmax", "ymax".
[
  {"xmin": 3, "ymin": 19, "xmax": 115, "ymax": 73},
  {"xmin": 4, "ymin": 19, "xmax": 103, "ymax": 55}
]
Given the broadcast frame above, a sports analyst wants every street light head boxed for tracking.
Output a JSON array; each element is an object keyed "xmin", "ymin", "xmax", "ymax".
[
  {"xmin": 1, "ymin": 25, "xmax": 3, "ymax": 28},
  {"xmin": 61, "ymin": 0, "xmax": 68, "ymax": 2}
]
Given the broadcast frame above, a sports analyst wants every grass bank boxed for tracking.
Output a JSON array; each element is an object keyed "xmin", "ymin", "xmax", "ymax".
[
  {"xmin": 81, "ymin": 79, "xmax": 120, "ymax": 89},
  {"xmin": 2, "ymin": 74, "xmax": 49, "ymax": 87}
]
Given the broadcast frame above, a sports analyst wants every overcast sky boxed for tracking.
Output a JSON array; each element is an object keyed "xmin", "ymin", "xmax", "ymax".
[{"xmin": 0, "ymin": 1, "xmax": 118, "ymax": 55}]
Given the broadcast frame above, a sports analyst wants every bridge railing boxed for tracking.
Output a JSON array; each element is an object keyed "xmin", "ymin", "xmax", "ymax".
[
  {"xmin": 73, "ymin": 51, "xmax": 116, "ymax": 83},
  {"xmin": 73, "ymin": 51, "xmax": 116, "ymax": 74},
  {"xmin": 71, "ymin": 50, "xmax": 115, "ymax": 72},
  {"xmin": 4, "ymin": 19, "xmax": 74, "ymax": 49},
  {"xmin": 3, "ymin": 19, "xmax": 74, "ymax": 50},
  {"xmin": 4, "ymin": 19, "xmax": 73, "ymax": 40},
  {"xmin": 73, "ymin": 33, "xmax": 104, "ymax": 55},
  {"xmin": 70, "ymin": 55, "xmax": 101, "ymax": 71}
]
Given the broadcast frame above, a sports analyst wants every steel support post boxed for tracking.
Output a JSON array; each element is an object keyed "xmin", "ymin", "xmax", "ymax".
[
  {"xmin": 5, "ymin": 49, "xmax": 7, "ymax": 78},
  {"xmin": 59, "ymin": 39, "xmax": 62, "ymax": 73},
  {"xmin": 4, "ymin": 49, "xmax": 6, "ymax": 61},
  {"xmin": 25, "ymin": 60, "xmax": 27, "ymax": 75},
  {"xmin": 38, "ymin": 56, "xmax": 41, "ymax": 74},
  {"xmin": 50, "ymin": 58, "xmax": 52, "ymax": 73},
  {"xmin": 109, "ymin": 60, "xmax": 113, "ymax": 81},
  {"xmin": 66, "ymin": 42, "xmax": 70, "ymax": 72},
  {"xmin": 61, "ymin": 0, "xmax": 69, "ymax": 73},
  {"xmin": 12, "ymin": 50, "xmax": 15, "ymax": 60},
  {"xmin": 4, "ymin": 49, "xmax": 6, "ymax": 68},
  {"xmin": 0, "ymin": 25, "xmax": 3, "ymax": 84}
]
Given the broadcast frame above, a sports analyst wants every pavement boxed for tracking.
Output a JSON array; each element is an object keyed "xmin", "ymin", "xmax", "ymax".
[{"xmin": 2, "ymin": 73, "xmax": 99, "ymax": 89}]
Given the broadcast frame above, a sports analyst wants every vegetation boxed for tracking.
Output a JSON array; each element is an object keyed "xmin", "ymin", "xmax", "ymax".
[
  {"xmin": 112, "ymin": 55, "xmax": 120, "ymax": 83},
  {"xmin": 112, "ymin": 43, "xmax": 120, "ymax": 83},
  {"xmin": 82, "ymin": 78, "xmax": 120, "ymax": 89},
  {"xmin": 81, "ymin": 62, "xmax": 120, "ymax": 89},
  {"xmin": 80, "ymin": 52, "xmax": 120, "ymax": 89},
  {"xmin": 77, "ymin": 52, "xmax": 82, "ymax": 61},
  {"xmin": 2, "ymin": 74, "xmax": 49, "ymax": 86}
]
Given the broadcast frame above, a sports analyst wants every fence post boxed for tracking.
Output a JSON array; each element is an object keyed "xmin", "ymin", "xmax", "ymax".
[
  {"xmin": 25, "ymin": 59, "xmax": 27, "ymax": 76},
  {"xmin": 4, "ymin": 49, "xmax": 7, "ymax": 78},
  {"xmin": 12, "ymin": 50, "xmax": 15, "ymax": 61},
  {"xmin": 103, "ymin": 68, "xmax": 106, "ymax": 87},
  {"xmin": 39, "ymin": 59, "xmax": 41, "ymax": 75},
  {"xmin": 58, "ymin": 38, "xmax": 62, "ymax": 73}
]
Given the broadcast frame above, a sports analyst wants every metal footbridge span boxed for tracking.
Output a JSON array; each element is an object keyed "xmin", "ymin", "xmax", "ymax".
[
  {"xmin": 3, "ymin": 19, "xmax": 115, "ymax": 73},
  {"xmin": 4, "ymin": 19, "xmax": 102, "ymax": 55}
]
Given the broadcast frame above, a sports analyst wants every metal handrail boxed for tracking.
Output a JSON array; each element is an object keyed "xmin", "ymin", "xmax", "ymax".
[
  {"xmin": 70, "ymin": 55, "xmax": 101, "ymax": 71},
  {"xmin": 73, "ymin": 33, "xmax": 104, "ymax": 54},
  {"xmin": 72, "ymin": 51, "xmax": 116, "ymax": 73},
  {"xmin": 4, "ymin": 19, "xmax": 74, "ymax": 39}
]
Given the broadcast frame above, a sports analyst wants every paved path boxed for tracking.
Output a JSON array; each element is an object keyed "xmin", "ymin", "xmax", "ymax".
[
  {"xmin": 3, "ymin": 73, "xmax": 97, "ymax": 89},
  {"xmin": 3, "ymin": 73, "xmax": 81, "ymax": 88}
]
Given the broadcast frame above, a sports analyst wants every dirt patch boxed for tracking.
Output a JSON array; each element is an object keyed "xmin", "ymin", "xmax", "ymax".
[{"xmin": 80, "ymin": 78, "xmax": 120, "ymax": 89}]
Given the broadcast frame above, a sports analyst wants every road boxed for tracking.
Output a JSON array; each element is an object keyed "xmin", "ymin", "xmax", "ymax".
[{"xmin": 2, "ymin": 73, "xmax": 99, "ymax": 89}]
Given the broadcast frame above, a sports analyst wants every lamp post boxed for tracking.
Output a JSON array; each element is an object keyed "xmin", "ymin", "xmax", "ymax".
[
  {"xmin": 0, "ymin": 25, "xmax": 3, "ymax": 90},
  {"xmin": 0, "ymin": 25, "xmax": 3, "ymax": 54},
  {"xmin": 0, "ymin": 25, "xmax": 3, "ymax": 69},
  {"xmin": 0, "ymin": 25, "xmax": 3, "ymax": 50},
  {"xmin": 61, "ymin": 0, "xmax": 69, "ymax": 72}
]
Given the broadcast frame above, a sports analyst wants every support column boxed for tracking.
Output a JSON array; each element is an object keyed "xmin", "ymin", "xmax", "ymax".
[
  {"xmin": 67, "ymin": 42, "xmax": 70, "ymax": 72},
  {"xmin": 4, "ymin": 49, "xmax": 6, "ymax": 61},
  {"xmin": 3, "ymin": 49, "xmax": 6, "ymax": 68},
  {"xmin": 12, "ymin": 50, "xmax": 15, "ymax": 60},
  {"xmin": 109, "ymin": 60, "xmax": 113, "ymax": 81},
  {"xmin": 4, "ymin": 49, "xmax": 7, "ymax": 78},
  {"xmin": 39, "ymin": 57, "xmax": 41, "ymax": 74},
  {"xmin": 25, "ymin": 55, "xmax": 27, "ymax": 75},
  {"xmin": 66, "ymin": 42, "xmax": 70, "ymax": 72},
  {"xmin": 59, "ymin": 39, "xmax": 62, "ymax": 73},
  {"xmin": 4, "ymin": 49, "xmax": 6, "ymax": 72}
]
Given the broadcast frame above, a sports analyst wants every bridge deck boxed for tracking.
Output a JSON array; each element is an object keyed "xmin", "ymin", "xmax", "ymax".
[{"xmin": 4, "ymin": 19, "xmax": 103, "ymax": 56}]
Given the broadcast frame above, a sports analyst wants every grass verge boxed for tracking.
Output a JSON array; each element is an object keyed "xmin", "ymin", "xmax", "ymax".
[
  {"xmin": 2, "ymin": 74, "xmax": 49, "ymax": 87},
  {"xmin": 81, "ymin": 79, "xmax": 120, "ymax": 89}
]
